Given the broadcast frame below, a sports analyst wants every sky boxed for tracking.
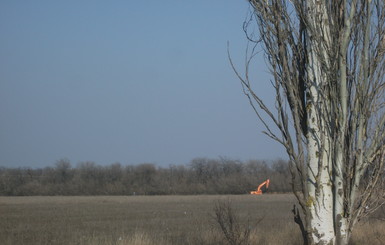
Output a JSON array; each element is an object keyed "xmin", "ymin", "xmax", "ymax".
[{"xmin": 0, "ymin": 0, "xmax": 286, "ymax": 168}]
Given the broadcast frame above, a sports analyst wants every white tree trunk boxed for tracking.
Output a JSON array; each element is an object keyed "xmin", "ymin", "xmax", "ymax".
[
  {"xmin": 304, "ymin": 1, "xmax": 344, "ymax": 244},
  {"xmin": 306, "ymin": 47, "xmax": 336, "ymax": 244}
]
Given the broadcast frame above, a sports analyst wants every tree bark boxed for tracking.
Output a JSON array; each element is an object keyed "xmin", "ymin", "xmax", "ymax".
[{"xmin": 305, "ymin": 44, "xmax": 335, "ymax": 245}]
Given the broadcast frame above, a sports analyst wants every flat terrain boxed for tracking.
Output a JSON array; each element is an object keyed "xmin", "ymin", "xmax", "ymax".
[{"xmin": 0, "ymin": 194, "xmax": 383, "ymax": 245}]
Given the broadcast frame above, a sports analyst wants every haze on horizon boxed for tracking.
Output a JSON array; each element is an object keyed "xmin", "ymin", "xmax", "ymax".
[{"xmin": 0, "ymin": 1, "xmax": 286, "ymax": 168}]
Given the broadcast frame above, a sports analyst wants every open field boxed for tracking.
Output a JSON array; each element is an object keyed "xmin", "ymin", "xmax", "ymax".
[{"xmin": 0, "ymin": 194, "xmax": 384, "ymax": 245}]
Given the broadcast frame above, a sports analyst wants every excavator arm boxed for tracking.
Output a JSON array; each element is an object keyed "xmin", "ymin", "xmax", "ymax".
[{"xmin": 250, "ymin": 179, "xmax": 270, "ymax": 195}]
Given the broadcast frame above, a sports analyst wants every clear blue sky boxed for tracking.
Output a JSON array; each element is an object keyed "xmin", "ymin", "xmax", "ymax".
[{"xmin": 0, "ymin": 0, "xmax": 286, "ymax": 168}]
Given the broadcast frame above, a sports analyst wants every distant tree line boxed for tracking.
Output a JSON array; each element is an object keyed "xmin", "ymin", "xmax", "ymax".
[{"xmin": 0, "ymin": 158, "xmax": 292, "ymax": 196}]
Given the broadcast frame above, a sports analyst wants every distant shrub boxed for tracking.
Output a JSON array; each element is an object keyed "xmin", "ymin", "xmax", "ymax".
[{"xmin": 0, "ymin": 158, "xmax": 291, "ymax": 195}]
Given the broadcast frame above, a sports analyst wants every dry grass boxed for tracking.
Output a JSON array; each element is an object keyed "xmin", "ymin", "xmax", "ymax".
[
  {"xmin": 0, "ymin": 194, "xmax": 383, "ymax": 245},
  {"xmin": 350, "ymin": 219, "xmax": 385, "ymax": 245}
]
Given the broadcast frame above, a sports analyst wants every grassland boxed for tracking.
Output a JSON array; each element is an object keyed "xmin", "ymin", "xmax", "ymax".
[{"xmin": 0, "ymin": 194, "xmax": 384, "ymax": 245}]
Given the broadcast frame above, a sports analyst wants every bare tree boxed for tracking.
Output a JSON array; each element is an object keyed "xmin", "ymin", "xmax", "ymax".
[
  {"xmin": 214, "ymin": 200, "xmax": 251, "ymax": 245},
  {"xmin": 231, "ymin": 1, "xmax": 385, "ymax": 244}
]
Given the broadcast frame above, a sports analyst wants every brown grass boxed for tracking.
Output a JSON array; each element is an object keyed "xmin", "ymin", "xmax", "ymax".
[{"xmin": 0, "ymin": 194, "xmax": 383, "ymax": 245}]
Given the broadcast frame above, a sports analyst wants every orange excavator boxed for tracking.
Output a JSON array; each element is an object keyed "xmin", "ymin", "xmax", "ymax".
[{"xmin": 250, "ymin": 179, "xmax": 270, "ymax": 195}]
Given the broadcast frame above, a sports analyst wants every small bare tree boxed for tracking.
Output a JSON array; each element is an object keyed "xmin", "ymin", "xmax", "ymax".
[
  {"xmin": 214, "ymin": 200, "xmax": 251, "ymax": 245},
  {"xmin": 231, "ymin": 1, "xmax": 385, "ymax": 244}
]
